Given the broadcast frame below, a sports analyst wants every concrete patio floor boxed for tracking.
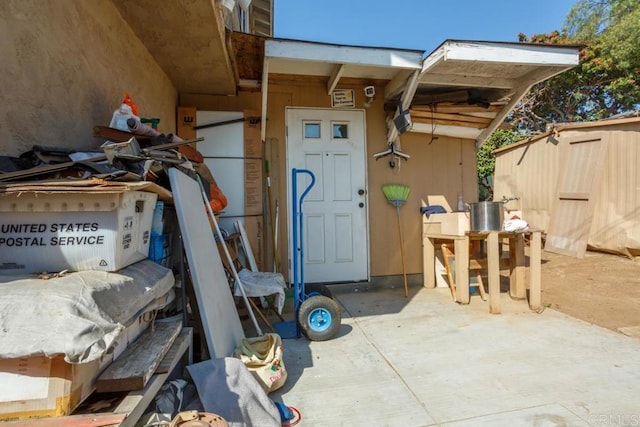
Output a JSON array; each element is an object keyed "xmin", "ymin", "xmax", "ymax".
[{"xmin": 272, "ymin": 285, "xmax": 640, "ymax": 426}]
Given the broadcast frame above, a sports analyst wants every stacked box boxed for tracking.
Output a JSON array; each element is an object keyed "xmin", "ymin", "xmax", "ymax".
[{"xmin": 0, "ymin": 190, "xmax": 157, "ymax": 274}]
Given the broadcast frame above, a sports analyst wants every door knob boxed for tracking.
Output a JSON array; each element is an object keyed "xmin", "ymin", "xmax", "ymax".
[
  {"xmin": 359, "ymin": 202, "xmax": 364, "ymax": 208},
  {"xmin": 358, "ymin": 189, "xmax": 365, "ymax": 196}
]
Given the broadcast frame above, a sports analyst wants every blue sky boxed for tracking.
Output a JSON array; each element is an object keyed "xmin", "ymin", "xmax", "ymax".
[{"xmin": 274, "ymin": 0, "xmax": 578, "ymax": 53}]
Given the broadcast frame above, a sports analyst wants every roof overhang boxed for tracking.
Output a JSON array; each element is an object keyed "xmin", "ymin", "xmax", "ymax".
[
  {"xmin": 256, "ymin": 37, "xmax": 579, "ymax": 148},
  {"xmin": 410, "ymin": 40, "xmax": 580, "ymax": 147},
  {"xmin": 260, "ymin": 37, "xmax": 424, "ymax": 140},
  {"xmin": 111, "ymin": 0, "xmax": 238, "ymax": 95},
  {"xmin": 263, "ymin": 38, "xmax": 423, "ymax": 99}
]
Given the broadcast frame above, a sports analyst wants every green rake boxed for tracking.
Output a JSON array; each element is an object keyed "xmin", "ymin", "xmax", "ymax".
[{"xmin": 382, "ymin": 184, "xmax": 410, "ymax": 297}]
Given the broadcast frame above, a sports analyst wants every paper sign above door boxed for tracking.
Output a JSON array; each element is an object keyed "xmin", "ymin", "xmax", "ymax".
[{"xmin": 331, "ymin": 89, "xmax": 355, "ymax": 108}]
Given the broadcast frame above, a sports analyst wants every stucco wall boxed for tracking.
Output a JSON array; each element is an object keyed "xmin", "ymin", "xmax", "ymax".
[{"xmin": 0, "ymin": 0, "xmax": 177, "ymax": 157}]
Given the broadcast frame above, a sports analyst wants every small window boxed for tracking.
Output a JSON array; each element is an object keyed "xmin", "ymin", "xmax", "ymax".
[
  {"xmin": 304, "ymin": 122, "xmax": 321, "ymax": 139},
  {"xmin": 332, "ymin": 123, "xmax": 349, "ymax": 139}
]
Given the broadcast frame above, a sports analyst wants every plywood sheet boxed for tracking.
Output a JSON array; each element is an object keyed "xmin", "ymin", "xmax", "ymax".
[
  {"xmin": 545, "ymin": 133, "xmax": 608, "ymax": 257},
  {"xmin": 168, "ymin": 168, "xmax": 244, "ymax": 358}
]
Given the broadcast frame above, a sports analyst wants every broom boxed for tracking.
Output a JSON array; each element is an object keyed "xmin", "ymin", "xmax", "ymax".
[{"xmin": 382, "ymin": 184, "xmax": 410, "ymax": 297}]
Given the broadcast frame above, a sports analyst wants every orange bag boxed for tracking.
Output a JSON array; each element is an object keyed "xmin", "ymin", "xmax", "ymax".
[
  {"xmin": 194, "ymin": 162, "xmax": 227, "ymax": 213},
  {"xmin": 208, "ymin": 180, "xmax": 228, "ymax": 213}
]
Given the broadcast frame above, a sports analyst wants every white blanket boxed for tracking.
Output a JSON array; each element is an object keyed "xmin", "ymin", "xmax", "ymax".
[{"xmin": 0, "ymin": 260, "xmax": 174, "ymax": 363}]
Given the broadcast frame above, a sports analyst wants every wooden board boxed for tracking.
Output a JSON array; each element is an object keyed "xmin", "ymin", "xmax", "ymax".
[
  {"xmin": 168, "ymin": 168, "xmax": 245, "ymax": 358},
  {"xmin": 113, "ymin": 329, "xmax": 192, "ymax": 427},
  {"xmin": 96, "ymin": 321, "xmax": 182, "ymax": 393},
  {"xmin": 545, "ymin": 133, "xmax": 608, "ymax": 258}
]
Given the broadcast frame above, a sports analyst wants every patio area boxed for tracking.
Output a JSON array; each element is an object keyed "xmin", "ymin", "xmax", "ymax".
[{"xmin": 272, "ymin": 284, "xmax": 640, "ymax": 426}]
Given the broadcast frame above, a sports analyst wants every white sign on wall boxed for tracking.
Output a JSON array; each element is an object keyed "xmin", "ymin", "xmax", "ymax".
[{"xmin": 331, "ymin": 89, "xmax": 355, "ymax": 108}]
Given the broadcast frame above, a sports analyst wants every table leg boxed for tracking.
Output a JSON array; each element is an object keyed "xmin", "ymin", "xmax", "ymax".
[
  {"xmin": 529, "ymin": 231, "xmax": 542, "ymax": 311},
  {"xmin": 454, "ymin": 237, "xmax": 469, "ymax": 304},
  {"xmin": 509, "ymin": 236, "xmax": 516, "ymax": 297},
  {"xmin": 511, "ymin": 234, "xmax": 526, "ymax": 299},
  {"xmin": 424, "ymin": 236, "xmax": 435, "ymax": 288},
  {"xmin": 487, "ymin": 231, "xmax": 500, "ymax": 314}
]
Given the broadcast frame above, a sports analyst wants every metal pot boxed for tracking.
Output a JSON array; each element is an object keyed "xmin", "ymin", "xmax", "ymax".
[{"xmin": 469, "ymin": 201, "xmax": 504, "ymax": 231}]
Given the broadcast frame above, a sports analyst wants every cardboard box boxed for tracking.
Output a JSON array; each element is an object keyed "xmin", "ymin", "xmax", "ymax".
[
  {"xmin": 0, "ymin": 190, "xmax": 157, "ymax": 274},
  {"xmin": 0, "ymin": 355, "xmax": 101, "ymax": 420},
  {"xmin": 423, "ymin": 212, "xmax": 470, "ymax": 236},
  {"xmin": 441, "ymin": 212, "xmax": 470, "ymax": 236},
  {"xmin": 0, "ymin": 312, "xmax": 155, "ymax": 421}
]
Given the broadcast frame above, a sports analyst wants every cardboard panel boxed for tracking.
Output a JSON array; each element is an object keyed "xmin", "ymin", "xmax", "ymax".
[
  {"xmin": 177, "ymin": 107, "xmax": 197, "ymax": 140},
  {"xmin": 244, "ymin": 110, "xmax": 262, "ymax": 159},
  {"xmin": 244, "ymin": 159, "xmax": 263, "ymax": 216}
]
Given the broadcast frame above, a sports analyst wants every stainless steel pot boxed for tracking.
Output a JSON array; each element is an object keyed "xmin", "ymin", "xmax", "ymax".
[{"xmin": 469, "ymin": 201, "xmax": 504, "ymax": 231}]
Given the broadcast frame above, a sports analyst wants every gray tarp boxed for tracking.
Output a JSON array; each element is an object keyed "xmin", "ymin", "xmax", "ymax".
[
  {"xmin": 0, "ymin": 260, "xmax": 174, "ymax": 363},
  {"xmin": 187, "ymin": 357, "xmax": 280, "ymax": 427}
]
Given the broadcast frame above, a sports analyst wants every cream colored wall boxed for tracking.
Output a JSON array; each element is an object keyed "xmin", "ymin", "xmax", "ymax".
[
  {"xmin": 180, "ymin": 81, "xmax": 480, "ymax": 279},
  {"xmin": 494, "ymin": 135, "xmax": 564, "ymax": 230},
  {"xmin": 494, "ymin": 123, "xmax": 640, "ymax": 256},
  {"xmin": 565, "ymin": 126, "xmax": 640, "ymax": 256},
  {"xmin": 369, "ymin": 132, "xmax": 478, "ymax": 276},
  {"xmin": 0, "ymin": 0, "xmax": 177, "ymax": 157}
]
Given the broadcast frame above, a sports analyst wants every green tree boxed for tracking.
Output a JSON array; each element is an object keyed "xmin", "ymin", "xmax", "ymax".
[
  {"xmin": 513, "ymin": 0, "xmax": 640, "ymax": 131},
  {"xmin": 477, "ymin": 129, "xmax": 521, "ymax": 200}
]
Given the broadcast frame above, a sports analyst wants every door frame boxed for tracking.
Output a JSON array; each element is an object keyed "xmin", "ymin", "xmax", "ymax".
[{"xmin": 285, "ymin": 106, "xmax": 370, "ymax": 283}]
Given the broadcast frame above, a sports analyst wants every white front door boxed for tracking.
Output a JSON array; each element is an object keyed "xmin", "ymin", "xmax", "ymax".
[{"xmin": 286, "ymin": 108, "xmax": 368, "ymax": 283}]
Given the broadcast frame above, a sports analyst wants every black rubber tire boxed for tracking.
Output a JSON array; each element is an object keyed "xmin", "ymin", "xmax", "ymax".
[
  {"xmin": 303, "ymin": 283, "xmax": 333, "ymax": 299},
  {"xmin": 297, "ymin": 295, "xmax": 342, "ymax": 341}
]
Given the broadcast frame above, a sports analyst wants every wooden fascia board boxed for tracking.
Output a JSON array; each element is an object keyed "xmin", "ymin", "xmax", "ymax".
[
  {"xmin": 421, "ymin": 45, "xmax": 446, "ymax": 74},
  {"xmin": 443, "ymin": 41, "xmax": 580, "ymax": 67},
  {"xmin": 265, "ymin": 39, "xmax": 423, "ymax": 69},
  {"xmin": 418, "ymin": 72, "xmax": 516, "ymax": 89},
  {"xmin": 327, "ymin": 64, "xmax": 346, "ymax": 94}
]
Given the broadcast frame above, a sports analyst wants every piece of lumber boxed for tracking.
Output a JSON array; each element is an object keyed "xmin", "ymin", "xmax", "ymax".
[
  {"xmin": 487, "ymin": 232, "xmax": 501, "ymax": 314},
  {"xmin": 411, "ymin": 115, "xmax": 489, "ymax": 129},
  {"xmin": 0, "ymin": 413, "xmax": 125, "ymax": 427},
  {"xmin": 410, "ymin": 110, "xmax": 493, "ymax": 125},
  {"xmin": 96, "ymin": 321, "xmax": 182, "ymax": 393},
  {"xmin": 411, "ymin": 103, "xmax": 504, "ymax": 113},
  {"xmin": 114, "ymin": 328, "xmax": 193, "ymax": 427},
  {"xmin": 93, "ymin": 126, "xmax": 149, "ymax": 142}
]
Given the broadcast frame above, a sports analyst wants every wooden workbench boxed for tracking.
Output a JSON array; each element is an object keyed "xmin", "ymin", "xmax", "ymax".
[{"xmin": 423, "ymin": 229, "xmax": 541, "ymax": 314}]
